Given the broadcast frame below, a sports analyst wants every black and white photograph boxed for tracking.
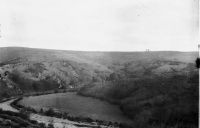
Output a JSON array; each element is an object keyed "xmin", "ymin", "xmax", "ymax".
[{"xmin": 0, "ymin": 0, "xmax": 199, "ymax": 128}]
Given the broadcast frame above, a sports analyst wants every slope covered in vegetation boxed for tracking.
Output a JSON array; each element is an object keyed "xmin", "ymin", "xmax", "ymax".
[{"xmin": 0, "ymin": 47, "xmax": 198, "ymax": 127}]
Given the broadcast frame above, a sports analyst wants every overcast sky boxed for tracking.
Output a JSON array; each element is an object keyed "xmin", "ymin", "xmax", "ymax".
[{"xmin": 0, "ymin": 0, "xmax": 198, "ymax": 51}]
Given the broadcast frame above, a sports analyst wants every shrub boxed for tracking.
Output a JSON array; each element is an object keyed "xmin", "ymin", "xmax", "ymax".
[{"xmin": 45, "ymin": 108, "xmax": 55, "ymax": 117}]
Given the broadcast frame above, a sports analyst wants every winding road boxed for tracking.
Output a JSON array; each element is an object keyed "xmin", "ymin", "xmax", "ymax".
[{"xmin": 0, "ymin": 99, "xmax": 18, "ymax": 112}]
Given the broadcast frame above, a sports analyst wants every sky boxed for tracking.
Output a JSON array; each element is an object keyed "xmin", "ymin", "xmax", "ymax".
[{"xmin": 0, "ymin": 0, "xmax": 199, "ymax": 51}]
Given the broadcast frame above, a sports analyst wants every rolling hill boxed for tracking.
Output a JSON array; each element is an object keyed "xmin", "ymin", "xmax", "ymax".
[
  {"xmin": 0, "ymin": 47, "xmax": 198, "ymax": 127},
  {"xmin": 0, "ymin": 47, "xmax": 198, "ymax": 98}
]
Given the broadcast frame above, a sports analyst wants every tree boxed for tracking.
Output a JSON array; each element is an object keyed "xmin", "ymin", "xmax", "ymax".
[
  {"xmin": 45, "ymin": 108, "xmax": 55, "ymax": 116},
  {"xmin": 195, "ymin": 58, "xmax": 200, "ymax": 68},
  {"xmin": 40, "ymin": 108, "xmax": 44, "ymax": 114},
  {"xmin": 47, "ymin": 123, "xmax": 54, "ymax": 128},
  {"xmin": 2, "ymin": 92, "xmax": 9, "ymax": 98},
  {"xmin": 48, "ymin": 118, "xmax": 54, "ymax": 128}
]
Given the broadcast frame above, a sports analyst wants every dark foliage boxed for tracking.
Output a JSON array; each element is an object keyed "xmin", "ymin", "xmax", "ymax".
[
  {"xmin": 195, "ymin": 57, "xmax": 200, "ymax": 68},
  {"xmin": 79, "ymin": 72, "xmax": 198, "ymax": 128},
  {"xmin": 9, "ymin": 71, "xmax": 60, "ymax": 92},
  {"xmin": 0, "ymin": 108, "xmax": 50, "ymax": 128}
]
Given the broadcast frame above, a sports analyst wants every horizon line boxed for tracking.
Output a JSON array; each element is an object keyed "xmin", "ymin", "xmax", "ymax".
[{"xmin": 0, "ymin": 46, "xmax": 198, "ymax": 53}]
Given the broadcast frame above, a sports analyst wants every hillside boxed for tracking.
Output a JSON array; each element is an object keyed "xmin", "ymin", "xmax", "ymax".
[{"xmin": 0, "ymin": 47, "xmax": 198, "ymax": 127}]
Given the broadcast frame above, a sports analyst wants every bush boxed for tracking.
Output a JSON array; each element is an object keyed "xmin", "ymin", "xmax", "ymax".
[{"xmin": 45, "ymin": 108, "xmax": 55, "ymax": 117}]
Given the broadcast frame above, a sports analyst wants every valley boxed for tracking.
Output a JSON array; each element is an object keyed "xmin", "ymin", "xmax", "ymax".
[{"xmin": 0, "ymin": 47, "xmax": 198, "ymax": 128}]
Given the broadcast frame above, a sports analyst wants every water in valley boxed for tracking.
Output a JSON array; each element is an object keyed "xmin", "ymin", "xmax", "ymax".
[{"xmin": 19, "ymin": 92, "xmax": 132, "ymax": 124}]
